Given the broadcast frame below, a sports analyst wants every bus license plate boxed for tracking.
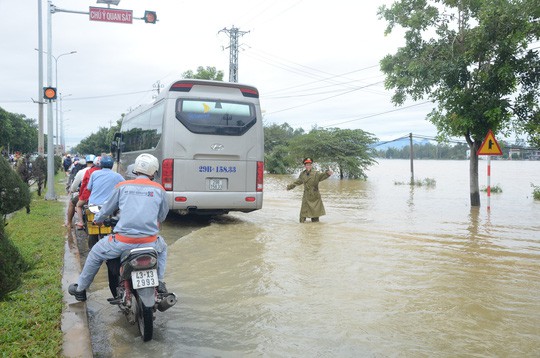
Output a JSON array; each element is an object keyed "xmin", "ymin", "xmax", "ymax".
[
  {"xmin": 209, "ymin": 178, "xmax": 224, "ymax": 190},
  {"xmin": 131, "ymin": 269, "xmax": 158, "ymax": 289}
]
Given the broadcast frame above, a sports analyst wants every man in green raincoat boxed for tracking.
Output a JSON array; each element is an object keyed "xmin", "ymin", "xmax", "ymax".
[{"xmin": 286, "ymin": 158, "xmax": 333, "ymax": 223}]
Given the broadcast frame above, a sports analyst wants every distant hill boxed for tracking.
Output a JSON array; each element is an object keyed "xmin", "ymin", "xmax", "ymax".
[{"xmin": 372, "ymin": 138, "xmax": 431, "ymax": 150}]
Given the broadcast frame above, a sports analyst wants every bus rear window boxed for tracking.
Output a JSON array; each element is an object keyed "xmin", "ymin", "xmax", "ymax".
[{"xmin": 176, "ymin": 99, "xmax": 256, "ymax": 135}]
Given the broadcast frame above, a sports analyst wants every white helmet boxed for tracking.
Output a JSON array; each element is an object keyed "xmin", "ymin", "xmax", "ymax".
[{"xmin": 133, "ymin": 153, "xmax": 159, "ymax": 177}]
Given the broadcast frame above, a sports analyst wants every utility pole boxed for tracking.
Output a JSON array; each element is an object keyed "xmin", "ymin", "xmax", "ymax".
[
  {"xmin": 45, "ymin": 0, "xmax": 56, "ymax": 200},
  {"xmin": 37, "ymin": 0, "xmax": 44, "ymax": 156},
  {"xmin": 409, "ymin": 133, "xmax": 414, "ymax": 185},
  {"xmin": 153, "ymin": 80, "xmax": 164, "ymax": 96},
  {"xmin": 219, "ymin": 26, "xmax": 249, "ymax": 83}
]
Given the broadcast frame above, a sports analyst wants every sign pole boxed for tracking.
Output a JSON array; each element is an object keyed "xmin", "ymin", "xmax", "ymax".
[
  {"xmin": 476, "ymin": 129, "xmax": 502, "ymax": 210},
  {"xmin": 487, "ymin": 155, "xmax": 491, "ymax": 210}
]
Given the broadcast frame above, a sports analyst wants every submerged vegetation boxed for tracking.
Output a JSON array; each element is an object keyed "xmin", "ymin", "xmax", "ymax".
[
  {"xmin": 481, "ymin": 185, "xmax": 503, "ymax": 193},
  {"xmin": 394, "ymin": 178, "xmax": 436, "ymax": 187},
  {"xmin": 532, "ymin": 184, "xmax": 540, "ymax": 200}
]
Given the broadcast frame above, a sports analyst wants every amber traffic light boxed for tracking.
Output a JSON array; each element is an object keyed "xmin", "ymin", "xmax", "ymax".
[
  {"xmin": 144, "ymin": 11, "xmax": 157, "ymax": 24},
  {"xmin": 43, "ymin": 87, "xmax": 57, "ymax": 100}
]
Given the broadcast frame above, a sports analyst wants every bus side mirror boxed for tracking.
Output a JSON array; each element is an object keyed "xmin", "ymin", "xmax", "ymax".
[
  {"xmin": 110, "ymin": 141, "xmax": 118, "ymax": 155},
  {"xmin": 111, "ymin": 132, "xmax": 124, "ymax": 160}
]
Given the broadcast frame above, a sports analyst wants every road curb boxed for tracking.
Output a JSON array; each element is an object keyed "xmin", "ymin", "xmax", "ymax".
[{"xmin": 61, "ymin": 211, "xmax": 93, "ymax": 357}]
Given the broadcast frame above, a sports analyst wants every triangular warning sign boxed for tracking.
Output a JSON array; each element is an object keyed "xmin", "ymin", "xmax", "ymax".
[{"xmin": 477, "ymin": 130, "xmax": 503, "ymax": 155}]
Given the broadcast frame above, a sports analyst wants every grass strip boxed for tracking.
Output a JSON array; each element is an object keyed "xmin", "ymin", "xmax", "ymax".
[{"xmin": 0, "ymin": 175, "xmax": 66, "ymax": 357}]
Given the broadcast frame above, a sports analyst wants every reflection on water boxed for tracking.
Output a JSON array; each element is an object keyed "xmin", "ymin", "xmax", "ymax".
[{"xmin": 87, "ymin": 160, "xmax": 540, "ymax": 357}]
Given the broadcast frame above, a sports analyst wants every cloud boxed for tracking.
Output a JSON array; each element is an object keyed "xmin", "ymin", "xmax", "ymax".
[{"xmin": 1, "ymin": 0, "xmax": 440, "ymax": 150}]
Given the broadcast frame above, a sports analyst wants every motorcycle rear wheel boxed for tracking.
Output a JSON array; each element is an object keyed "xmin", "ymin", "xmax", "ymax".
[{"xmin": 137, "ymin": 297, "xmax": 154, "ymax": 341}]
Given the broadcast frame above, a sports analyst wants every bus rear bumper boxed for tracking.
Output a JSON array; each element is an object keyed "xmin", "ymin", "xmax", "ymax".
[{"xmin": 167, "ymin": 192, "xmax": 263, "ymax": 214}]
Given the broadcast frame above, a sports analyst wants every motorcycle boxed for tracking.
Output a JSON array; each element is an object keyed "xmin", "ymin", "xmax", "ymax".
[
  {"xmin": 83, "ymin": 205, "xmax": 119, "ymax": 297},
  {"xmin": 83, "ymin": 205, "xmax": 113, "ymax": 249},
  {"xmin": 103, "ymin": 219, "xmax": 177, "ymax": 342}
]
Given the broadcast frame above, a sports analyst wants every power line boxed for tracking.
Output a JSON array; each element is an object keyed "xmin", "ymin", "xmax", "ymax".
[
  {"xmin": 319, "ymin": 101, "xmax": 432, "ymax": 128},
  {"xmin": 266, "ymin": 82, "xmax": 384, "ymax": 115},
  {"xmin": 246, "ymin": 47, "xmax": 383, "ymax": 95},
  {"xmin": 266, "ymin": 80, "xmax": 384, "ymax": 99}
]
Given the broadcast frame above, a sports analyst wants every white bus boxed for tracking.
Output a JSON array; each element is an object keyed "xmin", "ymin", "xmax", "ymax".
[{"xmin": 112, "ymin": 79, "xmax": 264, "ymax": 215}]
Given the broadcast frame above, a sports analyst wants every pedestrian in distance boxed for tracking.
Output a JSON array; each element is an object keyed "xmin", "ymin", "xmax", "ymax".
[{"xmin": 286, "ymin": 157, "xmax": 333, "ymax": 223}]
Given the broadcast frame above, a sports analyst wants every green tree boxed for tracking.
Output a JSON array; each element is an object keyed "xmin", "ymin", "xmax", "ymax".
[
  {"xmin": 182, "ymin": 66, "xmax": 224, "ymax": 81},
  {"xmin": 0, "ymin": 107, "xmax": 38, "ymax": 154},
  {"xmin": 0, "ymin": 156, "xmax": 31, "ymax": 219},
  {"xmin": 289, "ymin": 128, "xmax": 378, "ymax": 179},
  {"xmin": 264, "ymin": 123, "xmax": 304, "ymax": 174},
  {"xmin": 73, "ymin": 119, "xmax": 121, "ymax": 155},
  {"xmin": 379, "ymin": 0, "xmax": 540, "ymax": 206}
]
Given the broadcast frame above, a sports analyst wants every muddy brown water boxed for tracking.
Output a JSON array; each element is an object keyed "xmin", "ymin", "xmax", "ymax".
[{"xmin": 78, "ymin": 159, "xmax": 540, "ymax": 357}]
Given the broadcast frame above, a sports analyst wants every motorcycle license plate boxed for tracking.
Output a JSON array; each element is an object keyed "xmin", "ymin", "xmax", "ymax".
[{"xmin": 131, "ymin": 269, "xmax": 158, "ymax": 289}]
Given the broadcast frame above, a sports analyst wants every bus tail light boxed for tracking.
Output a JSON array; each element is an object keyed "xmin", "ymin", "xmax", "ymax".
[
  {"xmin": 256, "ymin": 161, "xmax": 264, "ymax": 192},
  {"xmin": 162, "ymin": 159, "xmax": 174, "ymax": 191},
  {"xmin": 170, "ymin": 82, "xmax": 193, "ymax": 92},
  {"xmin": 240, "ymin": 87, "xmax": 259, "ymax": 98}
]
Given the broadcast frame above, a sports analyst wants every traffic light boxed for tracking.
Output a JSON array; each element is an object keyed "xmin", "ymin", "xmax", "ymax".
[
  {"xmin": 144, "ymin": 11, "xmax": 157, "ymax": 24},
  {"xmin": 43, "ymin": 87, "xmax": 57, "ymax": 100}
]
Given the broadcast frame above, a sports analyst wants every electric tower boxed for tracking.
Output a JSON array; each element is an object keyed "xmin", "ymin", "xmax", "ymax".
[{"xmin": 219, "ymin": 26, "xmax": 249, "ymax": 83}]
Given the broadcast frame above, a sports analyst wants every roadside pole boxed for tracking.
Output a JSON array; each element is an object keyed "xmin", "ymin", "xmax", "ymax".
[
  {"xmin": 40, "ymin": 0, "xmax": 157, "ymax": 200},
  {"xmin": 45, "ymin": 0, "xmax": 56, "ymax": 200},
  {"xmin": 37, "ymin": 0, "xmax": 44, "ymax": 156},
  {"xmin": 487, "ymin": 155, "xmax": 491, "ymax": 210},
  {"xmin": 477, "ymin": 130, "xmax": 503, "ymax": 210}
]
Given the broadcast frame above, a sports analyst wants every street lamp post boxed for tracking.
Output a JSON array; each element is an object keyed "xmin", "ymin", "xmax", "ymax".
[
  {"xmin": 34, "ymin": 49, "xmax": 76, "ymax": 153},
  {"xmin": 54, "ymin": 52, "xmax": 76, "ymax": 151},
  {"xmin": 59, "ymin": 100, "xmax": 71, "ymax": 151},
  {"xmin": 45, "ymin": 0, "xmax": 55, "ymax": 200}
]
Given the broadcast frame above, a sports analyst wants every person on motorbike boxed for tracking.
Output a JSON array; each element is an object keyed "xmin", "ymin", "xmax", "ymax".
[
  {"xmin": 69, "ymin": 153, "xmax": 170, "ymax": 302},
  {"xmin": 75, "ymin": 155, "xmax": 101, "ymax": 229},
  {"xmin": 64, "ymin": 158, "xmax": 88, "ymax": 227},
  {"xmin": 87, "ymin": 156, "xmax": 124, "ymax": 206}
]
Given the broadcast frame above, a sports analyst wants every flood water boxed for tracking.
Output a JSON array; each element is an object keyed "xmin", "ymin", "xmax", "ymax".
[{"xmin": 84, "ymin": 159, "xmax": 540, "ymax": 357}]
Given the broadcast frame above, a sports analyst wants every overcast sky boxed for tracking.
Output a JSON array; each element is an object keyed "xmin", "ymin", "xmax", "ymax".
[{"xmin": 1, "ymin": 0, "xmax": 441, "ymax": 150}]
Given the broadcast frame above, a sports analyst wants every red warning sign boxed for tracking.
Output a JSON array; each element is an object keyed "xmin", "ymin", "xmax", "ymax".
[{"xmin": 477, "ymin": 130, "xmax": 503, "ymax": 156}]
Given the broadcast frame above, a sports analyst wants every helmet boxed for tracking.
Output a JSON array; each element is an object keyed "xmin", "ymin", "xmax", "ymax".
[
  {"xmin": 78, "ymin": 158, "xmax": 87, "ymax": 165},
  {"xmin": 133, "ymin": 153, "xmax": 159, "ymax": 177},
  {"xmin": 85, "ymin": 154, "xmax": 96, "ymax": 163},
  {"xmin": 94, "ymin": 156, "xmax": 102, "ymax": 167},
  {"xmin": 100, "ymin": 156, "xmax": 114, "ymax": 169},
  {"xmin": 303, "ymin": 157, "xmax": 313, "ymax": 164}
]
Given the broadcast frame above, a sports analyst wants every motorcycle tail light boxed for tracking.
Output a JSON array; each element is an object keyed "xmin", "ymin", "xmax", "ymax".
[{"xmin": 130, "ymin": 255, "xmax": 157, "ymax": 269}]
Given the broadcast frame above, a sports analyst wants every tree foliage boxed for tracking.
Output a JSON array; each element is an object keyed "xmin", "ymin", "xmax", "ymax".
[
  {"xmin": 376, "ymin": 142, "xmax": 470, "ymax": 159},
  {"xmin": 0, "ymin": 107, "xmax": 38, "ymax": 154},
  {"xmin": 378, "ymin": 0, "xmax": 540, "ymax": 205},
  {"xmin": 264, "ymin": 123, "xmax": 304, "ymax": 174},
  {"xmin": 288, "ymin": 128, "xmax": 378, "ymax": 179},
  {"xmin": 0, "ymin": 156, "xmax": 31, "ymax": 219},
  {"xmin": 182, "ymin": 66, "xmax": 224, "ymax": 81},
  {"xmin": 73, "ymin": 119, "xmax": 121, "ymax": 155},
  {"xmin": 264, "ymin": 124, "xmax": 377, "ymax": 178}
]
